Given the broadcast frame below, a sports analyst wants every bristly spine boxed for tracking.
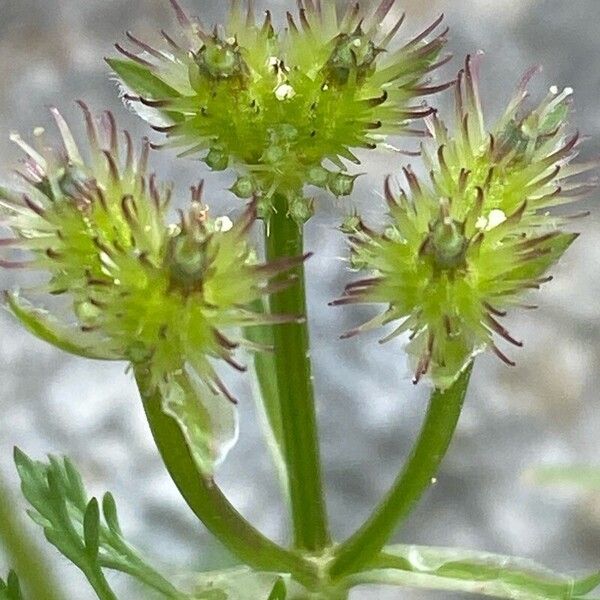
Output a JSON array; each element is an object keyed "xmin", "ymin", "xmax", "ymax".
[
  {"xmin": 0, "ymin": 105, "xmax": 305, "ymax": 401},
  {"xmin": 336, "ymin": 56, "xmax": 597, "ymax": 389},
  {"xmin": 108, "ymin": 0, "xmax": 451, "ymax": 222}
]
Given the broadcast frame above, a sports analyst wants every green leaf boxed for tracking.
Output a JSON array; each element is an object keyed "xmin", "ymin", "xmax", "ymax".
[
  {"xmin": 0, "ymin": 471, "xmax": 65, "ymax": 600},
  {"xmin": 350, "ymin": 544, "xmax": 600, "ymax": 599},
  {"xmin": 43, "ymin": 527, "xmax": 82, "ymax": 566},
  {"xmin": 105, "ymin": 58, "xmax": 182, "ymax": 102},
  {"xmin": 84, "ymin": 499, "xmax": 101, "ymax": 559},
  {"xmin": 526, "ymin": 465, "xmax": 600, "ymax": 491},
  {"xmin": 106, "ymin": 58, "xmax": 184, "ymax": 127},
  {"xmin": 102, "ymin": 493, "xmax": 122, "ymax": 535},
  {"xmin": 14, "ymin": 449, "xmax": 188, "ymax": 599},
  {"xmin": 160, "ymin": 371, "xmax": 239, "ymax": 477},
  {"xmin": 63, "ymin": 457, "xmax": 88, "ymax": 507},
  {"xmin": 267, "ymin": 578, "xmax": 287, "ymax": 600},
  {"xmin": 5, "ymin": 292, "xmax": 119, "ymax": 361},
  {"xmin": 0, "ymin": 571, "xmax": 24, "ymax": 600}
]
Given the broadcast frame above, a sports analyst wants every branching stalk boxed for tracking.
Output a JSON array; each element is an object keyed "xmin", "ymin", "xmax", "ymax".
[
  {"xmin": 85, "ymin": 571, "xmax": 119, "ymax": 600},
  {"xmin": 330, "ymin": 364, "xmax": 473, "ymax": 579},
  {"xmin": 135, "ymin": 368, "xmax": 319, "ymax": 588}
]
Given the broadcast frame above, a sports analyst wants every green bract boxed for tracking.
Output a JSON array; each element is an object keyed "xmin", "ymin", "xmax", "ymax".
[
  {"xmin": 108, "ymin": 0, "xmax": 450, "ymax": 221},
  {"xmin": 0, "ymin": 105, "xmax": 301, "ymax": 402},
  {"xmin": 336, "ymin": 56, "xmax": 595, "ymax": 389}
]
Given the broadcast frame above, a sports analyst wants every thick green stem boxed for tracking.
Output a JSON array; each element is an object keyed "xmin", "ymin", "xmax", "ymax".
[
  {"xmin": 265, "ymin": 197, "xmax": 330, "ymax": 552},
  {"xmin": 330, "ymin": 364, "xmax": 473, "ymax": 579},
  {"xmin": 135, "ymin": 370, "xmax": 319, "ymax": 589},
  {"xmin": 0, "ymin": 475, "xmax": 66, "ymax": 600}
]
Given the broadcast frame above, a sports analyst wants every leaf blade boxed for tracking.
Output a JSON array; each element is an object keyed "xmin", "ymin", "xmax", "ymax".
[
  {"xmin": 105, "ymin": 58, "xmax": 182, "ymax": 101},
  {"xmin": 5, "ymin": 292, "xmax": 119, "ymax": 360},
  {"xmin": 13, "ymin": 449, "xmax": 187, "ymax": 599},
  {"xmin": 353, "ymin": 544, "xmax": 600, "ymax": 600},
  {"xmin": 83, "ymin": 498, "xmax": 101, "ymax": 560}
]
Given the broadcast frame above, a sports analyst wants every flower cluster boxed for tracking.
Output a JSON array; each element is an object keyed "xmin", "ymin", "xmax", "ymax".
[
  {"xmin": 0, "ymin": 106, "xmax": 301, "ymax": 400},
  {"xmin": 336, "ymin": 56, "xmax": 595, "ymax": 389},
  {"xmin": 108, "ymin": 0, "xmax": 450, "ymax": 221}
]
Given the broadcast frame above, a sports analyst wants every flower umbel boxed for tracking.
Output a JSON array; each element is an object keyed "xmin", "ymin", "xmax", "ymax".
[
  {"xmin": 336, "ymin": 57, "xmax": 596, "ymax": 389},
  {"xmin": 0, "ymin": 105, "xmax": 303, "ymax": 401},
  {"xmin": 108, "ymin": 0, "xmax": 450, "ymax": 220}
]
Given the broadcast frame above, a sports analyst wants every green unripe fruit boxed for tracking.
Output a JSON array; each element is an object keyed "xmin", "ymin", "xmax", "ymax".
[
  {"xmin": 257, "ymin": 198, "xmax": 274, "ymax": 221},
  {"xmin": 495, "ymin": 120, "xmax": 530, "ymax": 159},
  {"xmin": 272, "ymin": 123, "xmax": 299, "ymax": 142},
  {"xmin": 195, "ymin": 40, "xmax": 247, "ymax": 81},
  {"xmin": 429, "ymin": 217, "xmax": 468, "ymax": 270},
  {"xmin": 328, "ymin": 172, "xmax": 358, "ymax": 197},
  {"xmin": 289, "ymin": 197, "xmax": 314, "ymax": 225},
  {"xmin": 326, "ymin": 32, "xmax": 380, "ymax": 85},
  {"xmin": 205, "ymin": 148, "xmax": 229, "ymax": 171},
  {"xmin": 58, "ymin": 164, "xmax": 91, "ymax": 199},
  {"xmin": 307, "ymin": 166, "xmax": 330, "ymax": 188},
  {"xmin": 340, "ymin": 214, "xmax": 363, "ymax": 234},
  {"xmin": 126, "ymin": 341, "xmax": 154, "ymax": 363},
  {"xmin": 75, "ymin": 301, "xmax": 102, "ymax": 327},
  {"xmin": 166, "ymin": 234, "xmax": 209, "ymax": 290},
  {"xmin": 262, "ymin": 146, "xmax": 285, "ymax": 165},
  {"xmin": 34, "ymin": 164, "xmax": 90, "ymax": 203},
  {"xmin": 231, "ymin": 176, "xmax": 255, "ymax": 199}
]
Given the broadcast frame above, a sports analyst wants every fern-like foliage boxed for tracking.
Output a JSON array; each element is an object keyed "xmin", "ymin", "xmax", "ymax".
[
  {"xmin": 0, "ymin": 572, "xmax": 24, "ymax": 600},
  {"xmin": 14, "ymin": 448, "xmax": 188, "ymax": 600}
]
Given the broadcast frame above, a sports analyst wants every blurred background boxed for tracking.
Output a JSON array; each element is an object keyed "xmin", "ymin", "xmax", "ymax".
[{"xmin": 1, "ymin": 0, "xmax": 600, "ymax": 598}]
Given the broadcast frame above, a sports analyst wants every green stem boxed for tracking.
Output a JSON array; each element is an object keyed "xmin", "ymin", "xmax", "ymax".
[
  {"xmin": 0, "ymin": 474, "xmax": 66, "ymax": 600},
  {"xmin": 85, "ymin": 570, "xmax": 119, "ymax": 600},
  {"xmin": 265, "ymin": 197, "xmax": 330, "ymax": 552},
  {"xmin": 330, "ymin": 364, "xmax": 473, "ymax": 579},
  {"xmin": 101, "ymin": 537, "xmax": 189, "ymax": 599},
  {"xmin": 135, "ymin": 369, "xmax": 318, "ymax": 589}
]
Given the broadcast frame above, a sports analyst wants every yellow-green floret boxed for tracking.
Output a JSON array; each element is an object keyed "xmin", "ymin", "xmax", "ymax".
[
  {"xmin": 336, "ymin": 56, "xmax": 596, "ymax": 389},
  {"xmin": 108, "ymin": 0, "xmax": 451, "ymax": 220},
  {"xmin": 0, "ymin": 105, "xmax": 301, "ymax": 401}
]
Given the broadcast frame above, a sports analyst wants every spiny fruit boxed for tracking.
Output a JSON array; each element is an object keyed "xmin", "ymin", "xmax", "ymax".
[
  {"xmin": 108, "ymin": 0, "xmax": 451, "ymax": 222},
  {"xmin": 335, "ymin": 56, "xmax": 596, "ymax": 389},
  {"xmin": 0, "ymin": 105, "xmax": 304, "ymax": 400}
]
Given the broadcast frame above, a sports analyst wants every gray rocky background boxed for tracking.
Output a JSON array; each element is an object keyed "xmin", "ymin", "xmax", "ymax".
[{"xmin": 1, "ymin": 1, "xmax": 600, "ymax": 598}]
